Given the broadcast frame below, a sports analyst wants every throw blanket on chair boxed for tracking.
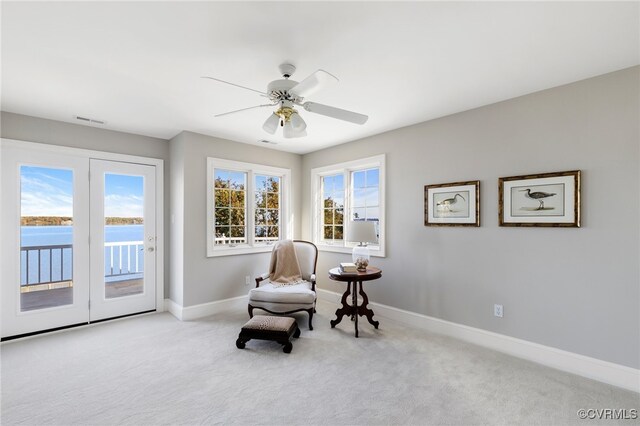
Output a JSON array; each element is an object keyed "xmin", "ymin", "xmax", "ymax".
[{"xmin": 269, "ymin": 240, "xmax": 304, "ymax": 287}]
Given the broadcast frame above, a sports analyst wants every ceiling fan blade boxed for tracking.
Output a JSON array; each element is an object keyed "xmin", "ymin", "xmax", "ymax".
[
  {"xmin": 214, "ymin": 104, "xmax": 275, "ymax": 118},
  {"xmin": 289, "ymin": 70, "xmax": 338, "ymax": 99},
  {"xmin": 202, "ymin": 76, "xmax": 268, "ymax": 96},
  {"xmin": 302, "ymin": 102, "xmax": 368, "ymax": 125}
]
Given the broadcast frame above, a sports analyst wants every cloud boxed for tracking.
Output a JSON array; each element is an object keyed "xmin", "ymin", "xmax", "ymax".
[
  {"xmin": 105, "ymin": 194, "xmax": 144, "ymax": 218},
  {"xmin": 21, "ymin": 176, "xmax": 73, "ymax": 216}
]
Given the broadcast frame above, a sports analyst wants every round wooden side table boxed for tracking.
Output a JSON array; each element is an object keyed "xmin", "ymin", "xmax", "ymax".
[{"xmin": 328, "ymin": 266, "xmax": 382, "ymax": 338}]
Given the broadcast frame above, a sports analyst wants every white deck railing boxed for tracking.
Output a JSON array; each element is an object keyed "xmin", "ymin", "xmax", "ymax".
[
  {"xmin": 105, "ymin": 240, "xmax": 144, "ymax": 277},
  {"xmin": 214, "ymin": 236, "xmax": 279, "ymax": 246},
  {"xmin": 22, "ymin": 240, "xmax": 145, "ymax": 286}
]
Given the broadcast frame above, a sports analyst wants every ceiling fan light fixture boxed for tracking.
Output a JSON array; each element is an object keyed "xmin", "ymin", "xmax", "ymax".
[{"xmin": 262, "ymin": 113, "xmax": 279, "ymax": 134}]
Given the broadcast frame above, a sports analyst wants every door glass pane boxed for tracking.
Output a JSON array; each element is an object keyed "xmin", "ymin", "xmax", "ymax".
[
  {"xmin": 104, "ymin": 174, "xmax": 144, "ymax": 299},
  {"xmin": 20, "ymin": 166, "xmax": 74, "ymax": 311}
]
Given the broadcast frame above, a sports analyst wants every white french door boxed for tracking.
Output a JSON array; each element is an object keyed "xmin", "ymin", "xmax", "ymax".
[
  {"xmin": 1, "ymin": 143, "xmax": 160, "ymax": 338},
  {"xmin": 1, "ymin": 146, "xmax": 90, "ymax": 337},
  {"xmin": 89, "ymin": 159, "xmax": 156, "ymax": 321}
]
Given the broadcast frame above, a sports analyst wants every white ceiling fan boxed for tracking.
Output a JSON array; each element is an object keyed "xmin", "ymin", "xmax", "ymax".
[{"xmin": 202, "ymin": 63, "xmax": 368, "ymax": 138}]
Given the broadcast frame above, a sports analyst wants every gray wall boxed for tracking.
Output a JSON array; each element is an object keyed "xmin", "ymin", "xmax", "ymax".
[
  {"xmin": 170, "ymin": 131, "xmax": 302, "ymax": 307},
  {"xmin": 0, "ymin": 112, "xmax": 172, "ymax": 297},
  {"xmin": 301, "ymin": 67, "xmax": 640, "ymax": 369}
]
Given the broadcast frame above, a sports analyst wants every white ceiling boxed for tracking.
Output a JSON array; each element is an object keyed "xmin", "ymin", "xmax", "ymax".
[{"xmin": 2, "ymin": 2, "xmax": 638, "ymax": 154}]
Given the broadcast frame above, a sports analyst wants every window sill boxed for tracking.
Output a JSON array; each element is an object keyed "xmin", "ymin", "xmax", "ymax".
[
  {"xmin": 207, "ymin": 245, "xmax": 273, "ymax": 258},
  {"xmin": 316, "ymin": 244, "xmax": 386, "ymax": 258}
]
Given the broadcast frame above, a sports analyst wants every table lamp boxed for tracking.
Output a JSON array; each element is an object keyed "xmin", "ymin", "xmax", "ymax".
[{"xmin": 347, "ymin": 221, "xmax": 378, "ymax": 271}]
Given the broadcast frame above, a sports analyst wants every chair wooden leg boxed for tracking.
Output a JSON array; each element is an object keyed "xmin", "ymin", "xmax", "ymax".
[
  {"xmin": 308, "ymin": 309, "xmax": 314, "ymax": 330},
  {"xmin": 248, "ymin": 305, "xmax": 254, "ymax": 318}
]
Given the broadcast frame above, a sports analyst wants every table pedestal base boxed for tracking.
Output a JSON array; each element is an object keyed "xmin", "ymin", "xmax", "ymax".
[{"xmin": 330, "ymin": 280, "xmax": 379, "ymax": 337}]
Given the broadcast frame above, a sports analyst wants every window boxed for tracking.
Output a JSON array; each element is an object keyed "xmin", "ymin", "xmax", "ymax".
[
  {"xmin": 311, "ymin": 154, "xmax": 385, "ymax": 256},
  {"xmin": 207, "ymin": 158, "xmax": 291, "ymax": 257}
]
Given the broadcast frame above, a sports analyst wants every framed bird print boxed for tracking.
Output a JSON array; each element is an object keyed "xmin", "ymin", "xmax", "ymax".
[
  {"xmin": 498, "ymin": 170, "xmax": 580, "ymax": 227},
  {"xmin": 424, "ymin": 180, "xmax": 480, "ymax": 226}
]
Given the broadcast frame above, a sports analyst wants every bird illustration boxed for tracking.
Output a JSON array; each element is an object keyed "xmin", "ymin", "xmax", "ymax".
[
  {"xmin": 437, "ymin": 193, "xmax": 465, "ymax": 212},
  {"xmin": 520, "ymin": 188, "xmax": 556, "ymax": 210}
]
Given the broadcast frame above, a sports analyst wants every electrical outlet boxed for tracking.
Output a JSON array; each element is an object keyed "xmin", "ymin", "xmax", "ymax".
[
  {"xmin": 494, "ymin": 304, "xmax": 504, "ymax": 318},
  {"xmin": 245, "ymin": 275, "xmax": 251, "ymax": 286}
]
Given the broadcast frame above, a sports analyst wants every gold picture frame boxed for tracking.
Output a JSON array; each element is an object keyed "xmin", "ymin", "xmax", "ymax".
[
  {"xmin": 424, "ymin": 180, "xmax": 480, "ymax": 227},
  {"xmin": 498, "ymin": 170, "xmax": 581, "ymax": 227}
]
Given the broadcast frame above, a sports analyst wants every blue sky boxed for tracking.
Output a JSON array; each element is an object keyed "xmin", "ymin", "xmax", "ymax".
[
  {"xmin": 21, "ymin": 167, "xmax": 143, "ymax": 218},
  {"xmin": 21, "ymin": 166, "xmax": 73, "ymax": 216},
  {"xmin": 323, "ymin": 169, "xmax": 379, "ymax": 215},
  {"xmin": 104, "ymin": 174, "xmax": 144, "ymax": 218}
]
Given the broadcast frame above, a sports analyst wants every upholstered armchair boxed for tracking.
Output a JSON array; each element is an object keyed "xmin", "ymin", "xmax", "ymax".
[{"xmin": 248, "ymin": 240, "xmax": 318, "ymax": 330}]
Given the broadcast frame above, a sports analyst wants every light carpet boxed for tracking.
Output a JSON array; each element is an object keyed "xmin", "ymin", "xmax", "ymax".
[{"xmin": 1, "ymin": 301, "xmax": 638, "ymax": 425}]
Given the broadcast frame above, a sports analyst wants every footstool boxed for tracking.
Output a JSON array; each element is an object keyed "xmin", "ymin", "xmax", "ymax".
[{"xmin": 236, "ymin": 315, "xmax": 301, "ymax": 353}]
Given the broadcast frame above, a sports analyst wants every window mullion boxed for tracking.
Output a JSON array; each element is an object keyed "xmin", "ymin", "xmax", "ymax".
[
  {"xmin": 317, "ymin": 174, "xmax": 323, "ymax": 244},
  {"xmin": 248, "ymin": 170, "xmax": 254, "ymax": 247},
  {"xmin": 315, "ymin": 173, "xmax": 320, "ymax": 244},
  {"xmin": 278, "ymin": 175, "xmax": 287, "ymax": 241},
  {"xmin": 211, "ymin": 166, "xmax": 216, "ymax": 251},
  {"xmin": 320, "ymin": 174, "xmax": 325, "ymax": 244},
  {"xmin": 343, "ymin": 169, "xmax": 350, "ymax": 248}
]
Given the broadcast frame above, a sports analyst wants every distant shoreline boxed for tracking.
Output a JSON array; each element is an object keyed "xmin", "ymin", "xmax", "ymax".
[{"xmin": 21, "ymin": 216, "xmax": 143, "ymax": 226}]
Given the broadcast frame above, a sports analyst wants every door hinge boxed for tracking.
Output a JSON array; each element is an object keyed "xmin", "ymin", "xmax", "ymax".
[
  {"xmin": 88, "ymin": 235, "xmax": 91, "ymax": 245},
  {"xmin": 88, "ymin": 170, "xmax": 91, "ymax": 181},
  {"xmin": 88, "ymin": 300, "xmax": 91, "ymax": 309}
]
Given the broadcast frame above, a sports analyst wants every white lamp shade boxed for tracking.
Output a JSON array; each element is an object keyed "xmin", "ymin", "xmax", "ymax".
[
  {"xmin": 283, "ymin": 121, "xmax": 307, "ymax": 138},
  {"xmin": 290, "ymin": 111, "xmax": 307, "ymax": 131},
  {"xmin": 347, "ymin": 221, "xmax": 377, "ymax": 244},
  {"xmin": 262, "ymin": 113, "xmax": 279, "ymax": 134}
]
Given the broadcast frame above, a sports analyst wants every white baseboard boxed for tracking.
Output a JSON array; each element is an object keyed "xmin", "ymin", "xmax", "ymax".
[
  {"xmin": 164, "ymin": 299, "xmax": 184, "ymax": 320},
  {"xmin": 164, "ymin": 295, "xmax": 247, "ymax": 321},
  {"xmin": 316, "ymin": 288, "xmax": 639, "ymax": 393}
]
